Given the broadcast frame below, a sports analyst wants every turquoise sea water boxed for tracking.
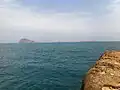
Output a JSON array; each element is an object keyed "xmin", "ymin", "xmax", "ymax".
[{"xmin": 0, "ymin": 42, "xmax": 120, "ymax": 90}]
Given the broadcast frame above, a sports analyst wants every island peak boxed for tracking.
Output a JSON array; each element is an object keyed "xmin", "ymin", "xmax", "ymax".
[{"xmin": 19, "ymin": 38, "xmax": 35, "ymax": 43}]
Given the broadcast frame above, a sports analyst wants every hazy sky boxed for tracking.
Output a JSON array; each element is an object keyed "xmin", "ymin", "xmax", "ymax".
[{"xmin": 0, "ymin": 0, "xmax": 120, "ymax": 43}]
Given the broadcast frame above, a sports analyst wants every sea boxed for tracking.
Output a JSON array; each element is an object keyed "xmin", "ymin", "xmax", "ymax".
[{"xmin": 0, "ymin": 42, "xmax": 120, "ymax": 90}]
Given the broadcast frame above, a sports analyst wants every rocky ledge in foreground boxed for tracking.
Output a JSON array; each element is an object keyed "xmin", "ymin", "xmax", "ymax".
[
  {"xmin": 81, "ymin": 51, "xmax": 120, "ymax": 90},
  {"xmin": 19, "ymin": 38, "xmax": 35, "ymax": 43}
]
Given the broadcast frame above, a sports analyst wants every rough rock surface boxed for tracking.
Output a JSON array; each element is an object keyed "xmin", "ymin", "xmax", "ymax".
[{"xmin": 81, "ymin": 51, "xmax": 120, "ymax": 90}]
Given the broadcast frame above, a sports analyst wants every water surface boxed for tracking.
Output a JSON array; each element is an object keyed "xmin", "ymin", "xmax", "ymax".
[{"xmin": 0, "ymin": 42, "xmax": 119, "ymax": 90}]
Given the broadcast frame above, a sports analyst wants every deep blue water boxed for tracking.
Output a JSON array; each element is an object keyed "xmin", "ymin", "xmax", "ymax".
[{"xmin": 0, "ymin": 42, "xmax": 120, "ymax": 90}]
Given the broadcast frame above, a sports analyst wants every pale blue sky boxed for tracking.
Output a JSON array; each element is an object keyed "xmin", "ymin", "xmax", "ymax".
[
  {"xmin": 0, "ymin": 0, "xmax": 120, "ymax": 42},
  {"xmin": 18, "ymin": 0, "xmax": 110, "ymax": 15}
]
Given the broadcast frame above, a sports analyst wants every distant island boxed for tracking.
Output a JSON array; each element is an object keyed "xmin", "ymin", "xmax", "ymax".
[{"xmin": 19, "ymin": 38, "xmax": 35, "ymax": 43}]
